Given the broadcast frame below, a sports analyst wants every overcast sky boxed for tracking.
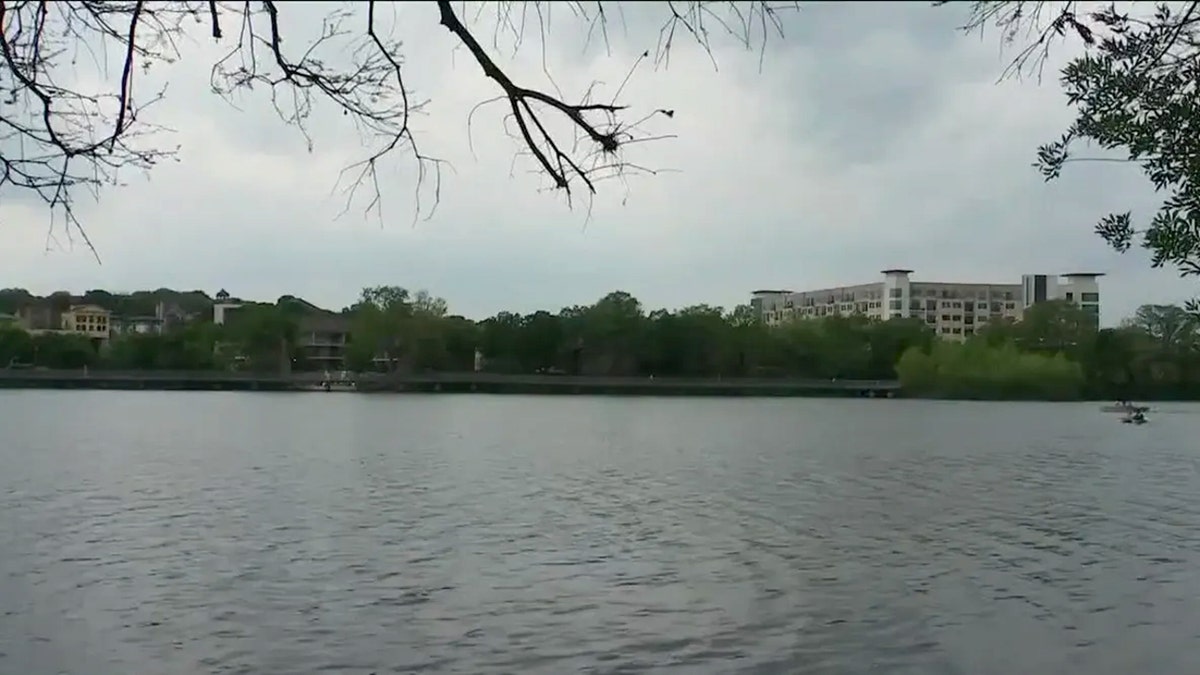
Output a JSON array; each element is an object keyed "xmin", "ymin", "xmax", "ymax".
[{"xmin": 1, "ymin": 1, "xmax": 1194, "ymax": 325}]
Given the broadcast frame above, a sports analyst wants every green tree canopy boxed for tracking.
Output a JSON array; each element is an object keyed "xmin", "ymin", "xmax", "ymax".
[
  {"xmin": 896, "ymin": 340, "xmax": 1085, "ymax": 400},
  {"xmin": 7, "ymin": 283, "xmax": 1199, "ymax": 400},
  {"xmin": 345, "ymin": 286, "xmax": 453, "ymax": 372},
  {"xmin": 1124, "ymin": 303, "xmax": 1199, "ymax": 352},
  {"xmin": 953, "ymin": 1, "xmax": 1200, "ymax": 310},
  {"xmin": 223, "ymin": 303, "xmax": 299, "ymax": 373}
]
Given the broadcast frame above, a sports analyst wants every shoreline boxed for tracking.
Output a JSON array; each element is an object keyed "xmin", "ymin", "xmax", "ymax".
[
  {"xmin": 3, "ymin": 370, "xmax": 1189, "ymax": 402},
  {"xmin": 0, "ymin": 370, "xmax": 900, "ymax": 398}
]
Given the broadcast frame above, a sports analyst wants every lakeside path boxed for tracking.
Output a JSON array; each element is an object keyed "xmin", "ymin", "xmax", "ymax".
[{"xmin": 0, "ymin": 370, "xmax": 901, "ymax": 397}]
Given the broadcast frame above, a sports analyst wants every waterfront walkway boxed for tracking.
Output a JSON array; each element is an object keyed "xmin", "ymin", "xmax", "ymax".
[{"xmin": 0, "ymin": 369, "xmax": 901, "ymax": 397}]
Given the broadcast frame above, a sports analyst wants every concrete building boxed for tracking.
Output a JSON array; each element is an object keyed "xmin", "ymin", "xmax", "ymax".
[
  {"xmin": 60, "ymin": 305, "xmax": 112, "ymax": 343},
  {"xmin": 213, "ymin": 289, "xmax": 244, "ymax": 326},
  {"xmin": 1021, "ymin": 273, "xmax": 1102, "ymax": 322},
  {"xmin": 111, "ymin": 314, "xmax": 161, "ymax": 335},
  {"xmin": 296, "ymin": 313, "xmax": 351, "ymax": 370},
  {"xmin": 111, "ymin": 301, "xmax": 195, "ymax": 335},
  {"xmin": 752, "ymin": 269, "xmax": 1102, "ymax": 340},
  {"xmin": 16, "ymin": 304, "xmax": 61, "ymax": 332},
  {"xmin": 14, "ymin": 302, "xmax": 112, "ymax": 343}
]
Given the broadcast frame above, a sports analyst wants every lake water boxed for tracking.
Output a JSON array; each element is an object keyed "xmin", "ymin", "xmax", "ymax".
[{"xmin": 0, "ymin": 391, "xmax": 1198, "ymax": 674}]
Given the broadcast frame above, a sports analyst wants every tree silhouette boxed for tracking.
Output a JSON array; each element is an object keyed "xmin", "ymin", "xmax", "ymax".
[
  {"xmin": 0, "ymin": 1, "xmax": 796, "ymax": 254},
  {"xmin": 946, "ymin": 1, "xmax": 1200, "ymax": 312}
]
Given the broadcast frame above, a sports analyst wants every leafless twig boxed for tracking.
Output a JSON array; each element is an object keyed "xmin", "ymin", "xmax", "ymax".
[
  {"xmin": 2, "ymin": 1, "xmax": 797, "ymax": 252},
  {"xmin": 0, "ymin": 0, "xmax": 187, "ymax": 259}
]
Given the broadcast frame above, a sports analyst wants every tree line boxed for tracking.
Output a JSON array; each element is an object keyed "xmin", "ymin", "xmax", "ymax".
[
  {"xmin": 7, "ymin": 3, "xmax": 1196, "ymax": 296},
  {"xmin": 1, "ymin": 286, "xmax": 1198, "ymax": 400},
  {"xmin": 4, "ymin": 2, "xmax": 1197, "ymax": 365}
]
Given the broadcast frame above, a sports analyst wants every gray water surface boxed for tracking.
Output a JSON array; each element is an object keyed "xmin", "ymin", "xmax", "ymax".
[{"xmin": 1, "ymin": 391, "xmax": 1198, "ymax": 674}]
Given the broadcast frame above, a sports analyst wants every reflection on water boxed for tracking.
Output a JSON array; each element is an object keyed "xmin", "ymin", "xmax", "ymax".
[{"xmin": 1, "ymin": 392, "xmax": 1198, "ymax": 674}]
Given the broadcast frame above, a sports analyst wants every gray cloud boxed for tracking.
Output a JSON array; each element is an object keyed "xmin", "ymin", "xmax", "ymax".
[{"xmin": 0, "ymin": 1, "xmax": 1193, "ymax": 325}]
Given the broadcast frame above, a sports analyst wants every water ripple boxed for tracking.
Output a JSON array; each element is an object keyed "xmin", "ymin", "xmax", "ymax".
[{"xmin": 1, "ymin": 392, "xmax": 1198, "ymax": 674}]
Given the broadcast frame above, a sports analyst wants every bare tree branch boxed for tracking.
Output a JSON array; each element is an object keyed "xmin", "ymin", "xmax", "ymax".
[
  {"xmin": 939, "ymin": 0, "xmax": 1086, "ymax": 82},
  {"xmin": 0, "ymin": 0, "xmax": 185, "ymax": 260},
  {"xmin": 2, "ymin": 1, "xmax": 797, "ymax": 252},
  {"xmin": 943, "ymin": 1, "xmax": 1200, "ymax": 81}
]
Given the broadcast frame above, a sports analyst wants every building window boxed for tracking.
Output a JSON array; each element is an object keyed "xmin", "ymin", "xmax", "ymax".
[
  {"xmin": 1082, "ymin": 292, "xmax": 1100, "ymax": 302},
  {"xmin": 1065, "ymin": 292, "xmax": 1074, "ymax": 301},
  {"xmin": 889, "ymin": 288, "xmax": 903, "ymax": 298},
  {"xmin": 888, "ymin": 300, "xmax": 902, "ymax": 310}
]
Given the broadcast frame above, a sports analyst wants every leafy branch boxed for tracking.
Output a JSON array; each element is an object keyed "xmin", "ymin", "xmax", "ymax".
[{"xmin": 947, "ymin": 1, "xmax": 1200, "ymax": 291}]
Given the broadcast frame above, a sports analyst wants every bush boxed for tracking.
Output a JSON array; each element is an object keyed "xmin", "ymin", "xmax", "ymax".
[{"xmin": 896, "ymin": 340, "xmax": 1084, "ymax": 400}]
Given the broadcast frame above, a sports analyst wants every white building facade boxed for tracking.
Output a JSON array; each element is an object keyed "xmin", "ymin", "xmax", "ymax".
[
  {"xmin": 752, "ymin": 270, "xmax": 1102, "ymax": 341},
  {"xmin": 212, "ymin": 288, "xmax": 244, "ymax": 326},
  {"xmin": 1021, "ymin": 273, "xmax": 1102, "ymax": 320}
]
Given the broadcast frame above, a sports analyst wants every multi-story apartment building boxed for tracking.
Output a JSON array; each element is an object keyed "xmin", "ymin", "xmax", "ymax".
[
  {"xmin": 1019, "ymin": 272, "xmax": 1102, "ymax": 318},
  {"xmin": 297, "ymin": 313, "xmax": 351, "ymax": 370},
  {"xmin": 16, "ymin": 303, "xmax": 113, "ymax": 343},
  {"xmin": 752, "ymin": 269, "xmax": 1102, "ymax": 340},
  {"xmin": 60, "ymin": 305, "xmax": 112, "ymax": 344}
]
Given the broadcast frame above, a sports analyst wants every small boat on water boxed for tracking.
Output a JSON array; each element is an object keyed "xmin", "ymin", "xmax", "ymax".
[
  {"xmin": 1120, "ymin": 411, "xmax": 1149, "ymax": 425},
  {"xmin": 1101, "ymin": 401, "xmax": 1150, "ymax": 414}
]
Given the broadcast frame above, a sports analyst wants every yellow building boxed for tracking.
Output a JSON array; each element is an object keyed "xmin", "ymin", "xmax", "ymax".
[{"xmin": 61, "ymin": 305, "xmax": 111, "ymax": 341}]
